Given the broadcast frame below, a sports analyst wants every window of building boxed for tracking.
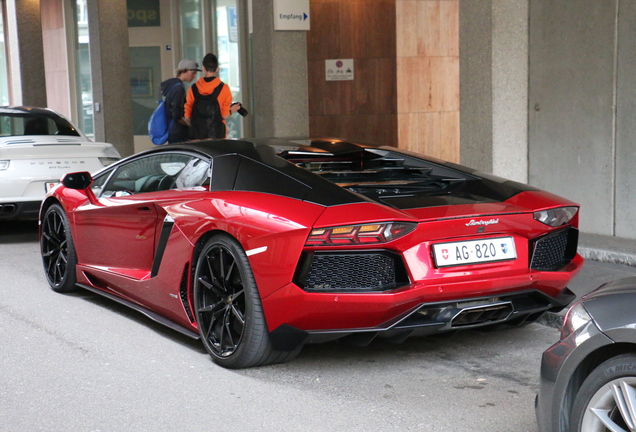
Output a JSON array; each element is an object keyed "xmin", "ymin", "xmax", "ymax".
[
  {"xmin": 129, "ymin": 46, "xmax": 161, "ymax": 136},
  {"xmin": 214, "ymin": 0, "xmax": 243, "ymax": 138},
  {"xmin": 73, "ymin": 0, "xmax": 94, "ymax": 138},
  {"xmin": 181, "ymin": 0, "xmax": 203, "ymax": 63}
]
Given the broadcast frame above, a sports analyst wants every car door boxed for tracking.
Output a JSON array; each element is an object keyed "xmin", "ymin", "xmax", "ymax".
[{"xmin": 72, "ymin": 152, "xmax": 196, "ymax": 275}]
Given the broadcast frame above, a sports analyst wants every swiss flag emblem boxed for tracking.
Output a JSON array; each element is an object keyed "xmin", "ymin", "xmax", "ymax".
[{"xmin": 442, "ymin": 249, "xmax": 449, "ymax": 260}]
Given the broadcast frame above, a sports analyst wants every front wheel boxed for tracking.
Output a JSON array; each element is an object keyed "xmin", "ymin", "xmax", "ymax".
[
  {"xmin": 193, "ymin": 234, "xmax": 298, "ymax": 368},
  {"xmin": 569, "ymin": 353, "xmax": 636, "ymax": 432},
  {"xmin": 40, "ymin": 204, "xmax": 78, "ymax": 293}
]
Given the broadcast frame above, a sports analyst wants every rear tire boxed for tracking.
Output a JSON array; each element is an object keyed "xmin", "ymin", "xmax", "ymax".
[
  {"xmin": 193, "ymin": 234, "xmax": 298, "ymax": 368},
  {"xmin": 40, "ymin": 204, "xmax": 78, "ymax": 293}
]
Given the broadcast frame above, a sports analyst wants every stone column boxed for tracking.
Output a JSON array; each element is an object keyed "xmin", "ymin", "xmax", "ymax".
[
  {"xmin": 5, "ymin": 0, "xmax": 47, "ymax": 107},
  {"xmin": 459, "ymin": 0, "xmax": 529, "ymax": 182},
  {"xmin": 492, "ymin": 0, "xmax": 528, "ymax": 183},
  {"xmin": 86, "ymin": 0, "xmax": 135, "ymax": 156},
  {"xmin": 459, "ymin": 0, "xmax": 494, "ymax": 173},
  {"xmin": 250, "ymin": 0, "xmax": 309, "ymax": 137}
]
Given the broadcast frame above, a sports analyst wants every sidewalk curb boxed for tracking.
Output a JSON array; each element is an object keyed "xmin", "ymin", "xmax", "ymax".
[{"xmin": 578, "ymin": 247, "xmax": 636, "ymax": 267}]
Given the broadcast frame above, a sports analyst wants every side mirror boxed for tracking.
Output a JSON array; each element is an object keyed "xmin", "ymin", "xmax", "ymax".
[{"xmin": 62, "ymin": 171, "xmax": 93, "ymax": 190}]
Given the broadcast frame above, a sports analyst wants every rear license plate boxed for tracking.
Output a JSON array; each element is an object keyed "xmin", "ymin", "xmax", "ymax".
[
  {"xmin": 45, "ymin": 182, "xmax": 59, "ymax": 193},
  {"xmin": 433, "ymin": 236, "xmax": 517, "ymax": 267}
]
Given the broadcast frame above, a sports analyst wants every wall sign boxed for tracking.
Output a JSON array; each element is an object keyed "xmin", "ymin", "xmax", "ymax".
[
  {"xmin": 228, "ymin": 7, "xmax": 238, "ymax": 43},
  {"xmin": 273, "ymin": 0, "xmax": 310, "ymax": 31},
  {"xmin": 326, "ymin": 59, "xmax": 354, "ymax": 81},
  {"xmin": 127, "ymin": 0, "xmax": 160, "ymax": 27}
]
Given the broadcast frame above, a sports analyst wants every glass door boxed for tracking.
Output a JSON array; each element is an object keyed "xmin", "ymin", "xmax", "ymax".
[
  {"xmin": 178, "ymin": 0, "xmax": 249, "ymax": 138},
  {"xmin": 181, "ymin": 0, "xmax": 204, "ymax": 63},
  {"xmin": 214, "ymin": 0, "xmax": 243, "ymax": 138},
  {"xmin": 72, "ymin": 0, "xmax": 93, "ymax": 138}
]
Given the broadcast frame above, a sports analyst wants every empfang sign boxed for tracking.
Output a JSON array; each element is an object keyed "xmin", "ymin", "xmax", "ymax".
[
  {"xmin": 273, "ymin": 0, "xmax": 310, "ymax": 31},
  {"xmin": 466, "ymin": 219, "xmax": 499, "ymax": 227},
  {"xmin": 279, "ymin": 13, "xmax": 308, "ymax": 21}
]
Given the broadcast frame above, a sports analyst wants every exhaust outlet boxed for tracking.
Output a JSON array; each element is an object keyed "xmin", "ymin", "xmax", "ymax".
[{"xmin": 451, "ymin": 302, "xmax": 513, "ymax": 327}]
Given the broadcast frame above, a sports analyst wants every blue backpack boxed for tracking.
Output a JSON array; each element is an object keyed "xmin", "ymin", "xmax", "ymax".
[{"xmin": 148, "ymin": 82, "xmax": 182, "ymax": 145}]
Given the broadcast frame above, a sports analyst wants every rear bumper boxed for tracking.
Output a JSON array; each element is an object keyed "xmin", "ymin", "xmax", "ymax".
[
  {"xmin": 0, "ymin": 200, "xmax": 40, "ymax": 220},
  {"xmin": 263, "ymin": 252, "xmax": 582, "ymax": 329},
  {"xmin": 268, "ymin": 287, "xmax": 576, "ymax": 351}
]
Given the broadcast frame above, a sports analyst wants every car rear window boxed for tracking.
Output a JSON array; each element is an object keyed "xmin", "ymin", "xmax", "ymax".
[{"xmin": 0, "ymin": 113, "xmax": 81, "ymax": 137}]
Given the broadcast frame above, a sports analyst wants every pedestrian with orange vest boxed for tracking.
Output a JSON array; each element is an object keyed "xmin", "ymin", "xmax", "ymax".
[{"xmin": 184, "ymin": 53, "xmax": 240, "ymax": 139}]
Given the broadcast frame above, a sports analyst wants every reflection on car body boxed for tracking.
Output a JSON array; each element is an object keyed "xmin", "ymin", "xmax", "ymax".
[{"xmin": 39, "ymin": 137, "xmax": 583, "ymax": 369}]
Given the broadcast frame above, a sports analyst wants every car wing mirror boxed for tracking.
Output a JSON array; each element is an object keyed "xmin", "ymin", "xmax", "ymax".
[{"xmin": 62, "ymin": 171, "xmax": 93, "ymax": 190}]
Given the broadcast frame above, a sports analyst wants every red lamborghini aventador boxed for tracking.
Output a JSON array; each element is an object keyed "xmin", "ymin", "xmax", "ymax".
[{"xmin": 39, "ymin": 138, "xmax": 583, "ymax": 368}]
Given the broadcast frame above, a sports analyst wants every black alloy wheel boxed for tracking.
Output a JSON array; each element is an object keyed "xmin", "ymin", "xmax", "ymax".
[
  {"xmin": 193, "ymin": 234, "xmax": 296, "ymax": 368},
  {"xmin": 40, "ymin": 204, "xmax": 78, "ymax": 293}
]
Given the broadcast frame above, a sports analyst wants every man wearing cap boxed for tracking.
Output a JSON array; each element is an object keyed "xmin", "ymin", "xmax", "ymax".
[
  {"xmin": 159, "ymin": 59, "xmax": 201, "ymax": 143},
  {"xmin": 184, "ymin": 53, "xmax": 240, "ymax": 140}
]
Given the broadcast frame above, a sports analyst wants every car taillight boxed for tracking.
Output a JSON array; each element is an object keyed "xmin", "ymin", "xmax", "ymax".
[
  {"xmin": 99, "ymin": 157, "xmax": 120, "ymax": 167},
  {"xmin": 533, "ymin": 206, "xmax": 578, "ymax": 227},
  {"xmin": 306, "ymin": 222, "xmax": 416, "ymax": 246}
]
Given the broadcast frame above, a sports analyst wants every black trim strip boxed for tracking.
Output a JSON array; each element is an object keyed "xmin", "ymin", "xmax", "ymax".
[
  {"xmin": 77, "ymin": 283, "xmax": 200, "ymax": 339},
  {"xmin": 151, "ymin": 217, "xmax": 174, "ymax": 278},
  {"xmin": 434, "ymin": 211, "xmax": 526, "ymax": 221}
]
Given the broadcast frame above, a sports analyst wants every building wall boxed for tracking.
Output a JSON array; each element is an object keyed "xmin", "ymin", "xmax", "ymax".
[
  {"xmin": 307, "ymin": 0, "xmax": 398, "ymax": 146},
  {"xmin": 397, "ymin": 0, "xmax": 459, "ymax": 162},
  {"xmin": 458, "ymin": 1, "xmax": 493, "ymax": 172},
  {"xmin": 492, "ymin": 0, "xmax": 528, "ymax": 183},
  {"xmin": 528, "ymin": 0, "xmax": 617, "ymax": 235},
  {"xmin": 459, "ymin": 0, "xmax": 529, "ymax": 183},
  {"xmin": 614, "ymin": 0, "xmax": 636, "ymax": 239},
  {"xmin": 307, "ymin": 0, "xmax": 461, "ymax": 160},
  {"xmin": 251, "ymin": 0, "xmax": 309, "ymax": 138}
]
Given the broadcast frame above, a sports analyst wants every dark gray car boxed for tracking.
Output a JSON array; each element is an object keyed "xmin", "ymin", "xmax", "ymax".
[{"xmin": 536, "ymin": 277, "xmax": 636, "ymax": 432}]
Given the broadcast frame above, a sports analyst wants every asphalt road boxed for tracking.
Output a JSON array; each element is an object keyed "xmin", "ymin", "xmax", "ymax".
[{"xmin": 1, "ymin": 221, "xmax": 634, "ymax": 432}]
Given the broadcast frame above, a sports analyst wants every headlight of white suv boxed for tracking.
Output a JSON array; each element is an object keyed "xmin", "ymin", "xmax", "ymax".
[{"xmin": 0, "ymin": 160, "xmax": 9, "ymax": 170}]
